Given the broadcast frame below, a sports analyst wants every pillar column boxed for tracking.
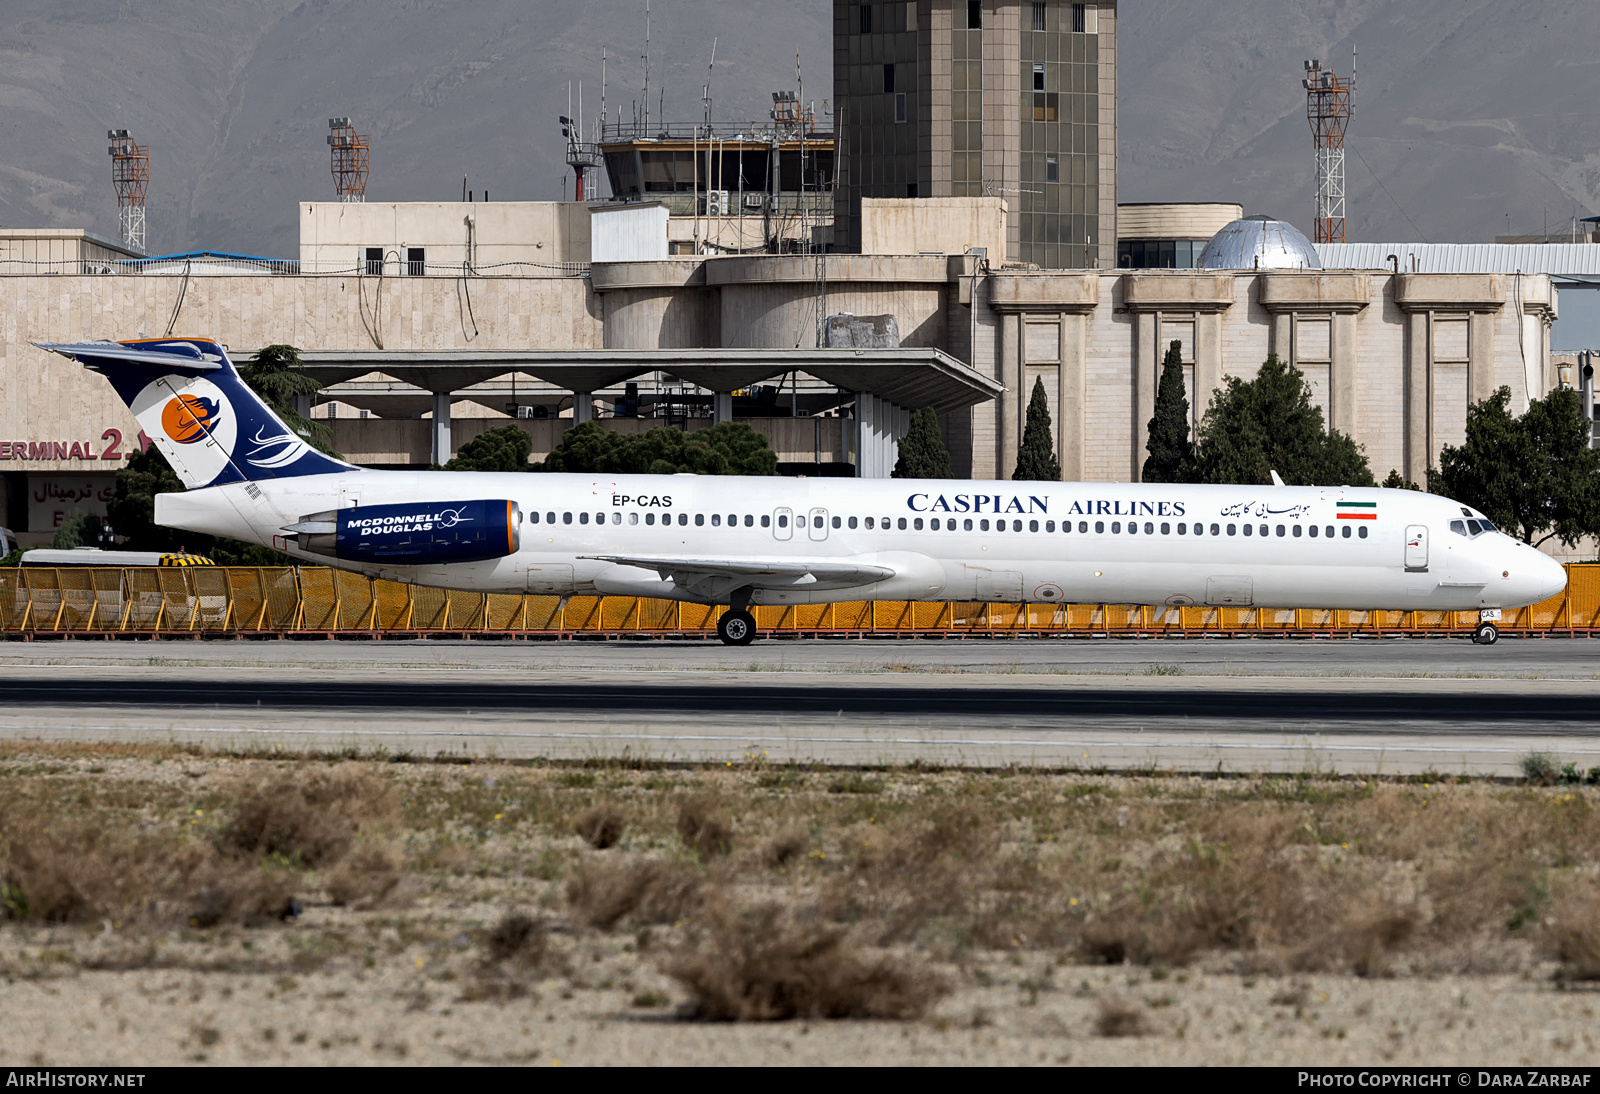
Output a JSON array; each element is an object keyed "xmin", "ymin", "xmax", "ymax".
[
  {"xmin": 1330, "ymin": 311, "xmax": 1357, "ymax": 437},
  {"xmin": 1194, "ymin": 311, "xmax": 1223, "ymax": 439},
  {"xmin": 997, "ymin": 311, "xmax": 1021, "ymax": 479},
  {"xmin": 713, "ymin": 392, "xmax": 733, "ymax": 424},
  {"xmin": 1060, "ymin": 312, "xmax": 1086, "ymax": 482},
  {"xmin": 430, "ymin": 393, "xmax": 452, "ymax": 465},
  {"xmin": 1133, "ymin": 310, "xmax": 1159, "ymax": 481},
  {"xmin": 573, "ymin": 391, "xmax": 593, "ymax": 424},
  {"xmin": 1404, "ymin": 311, "xmax": 1430, "ymax": 486},
  {"xmin": 1469, "ymin": 311, "xmax": 1498, "ymax": 405},
  {"xmin": 1270, "ymin": 311, "xmax": 1293, "ymax": 361}
]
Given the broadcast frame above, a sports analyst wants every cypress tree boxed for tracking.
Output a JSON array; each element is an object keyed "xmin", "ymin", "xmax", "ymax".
[
  {"xmin": 1012, "ymin": 376, "xmax": 1061, "ymax": 481},
  {"xmin": 1142, "ymin": 339, "xmax": 1194, "ymax": 482},
  {"xmin": 892, "ymin": 407, "xmax": 953, "ymax": 479},
  {"xmin": 238, "ymin": 344, "xmax": 341, "ymax": 458}
]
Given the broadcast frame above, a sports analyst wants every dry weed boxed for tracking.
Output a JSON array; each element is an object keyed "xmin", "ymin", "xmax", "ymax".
[
  {"xmin": 678, "ymin": 797, "xmax": 734, "ymax": 858},
  {"xmin": 1093, "ymin": 998, "xmax": 1152, "ymax": 1038},
  {"xmin": 666, "ymin": 902, "xmax": 948, "ymax": 1021},
  {"xmin": 218, "ymin": 766, "xmax": 395, "ymax": 867},
  {"xmin": 763, "ymin": 832, "xmax": 809, "ymax": 869},
  {"xmin": 566, "ymin": 858, "xmax": 703, "ymax": 930},
  {"xmin": 575, "ymin": 802, "xmax": 626, "ymax": 849},
  {"xmin": 323, "ymin": 843, "xmax": 403, "ymax": 908},
  {"xmin": 1549, "ymin": 889, "xmax": 1600, "ymax": 981}
]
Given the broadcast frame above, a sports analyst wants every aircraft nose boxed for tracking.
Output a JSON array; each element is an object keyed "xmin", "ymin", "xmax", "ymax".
[{"xmin": 1535, "ymin": 552, "xmax": 1568, "ymax": 603}]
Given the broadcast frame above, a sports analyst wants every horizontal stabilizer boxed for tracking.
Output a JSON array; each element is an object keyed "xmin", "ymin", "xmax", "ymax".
[{"xmin": 34, "ymin": 341, "xmax": 223, "ymax": 375}]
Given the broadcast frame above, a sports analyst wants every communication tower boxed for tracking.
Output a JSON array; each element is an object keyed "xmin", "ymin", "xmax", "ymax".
[
  {"xmin": 327, "ymin": 118, "xmax": 370, "ymax": 202},
  {"xmin": 561, "ymin": 84, "xmax": 603, "ymax": 202},
  {"xmin": 1302, "ymin": 58, "xmax": 1353, "ymax": 244},
  {"xmin": 107, "ymin": 129, "xmax": 149, "ymax": 252}
]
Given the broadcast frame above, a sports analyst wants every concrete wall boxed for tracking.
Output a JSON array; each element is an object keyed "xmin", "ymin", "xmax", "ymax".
[
  {"xmin": 0, "ymin": 229, "xmax": 142, "ymax": 267},
  {"xmin": 299, "ymin": 201, "xmax": 592, "ymax": 271},
  {"xmin": 859, "ymin": 197, "xmax": 1008, "ymax": 261},
  {"xmin": 1116, "ymin": 203, "xmax": 1243, "ymax": 241}
]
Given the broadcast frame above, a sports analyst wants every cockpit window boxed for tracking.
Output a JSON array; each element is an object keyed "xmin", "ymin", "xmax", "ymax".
[
  {"xmin": 1465, "ymin": 519, "xmax": 1483, "ymax": 535},
  {"xmin": 1450, "ymin": 520, "xmax": 1466, "ymax": 536},
  {"xmin": 1478, "ymin": 519, "xmax": 1497, "ymax": 533}
]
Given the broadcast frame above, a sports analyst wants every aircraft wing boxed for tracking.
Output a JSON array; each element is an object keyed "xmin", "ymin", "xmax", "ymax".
[{"xmin": 578, "ymin": 553, "xmax": 894, "ymax": 587}]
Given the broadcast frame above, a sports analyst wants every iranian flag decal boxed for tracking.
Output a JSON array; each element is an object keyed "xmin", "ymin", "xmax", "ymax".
[{"xmin": 1336, "ymin": 501, "xmax": 1376, "ymax": 520}]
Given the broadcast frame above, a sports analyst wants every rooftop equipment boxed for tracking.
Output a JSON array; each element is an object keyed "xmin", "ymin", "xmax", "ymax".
[{"xmin": 327, "ymin": 118, "xmax": 370, "ymax": 202}]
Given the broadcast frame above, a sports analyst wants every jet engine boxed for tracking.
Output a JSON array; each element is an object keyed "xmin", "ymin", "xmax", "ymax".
[{"xmin": 286, "ymin": 499, "xmax": 521, "ymax": 565}]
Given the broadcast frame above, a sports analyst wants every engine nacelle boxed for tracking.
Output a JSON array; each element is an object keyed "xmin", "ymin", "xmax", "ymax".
[{"xmin": 290, "ymin": 499, "xmax": 521, "ymax": 565}]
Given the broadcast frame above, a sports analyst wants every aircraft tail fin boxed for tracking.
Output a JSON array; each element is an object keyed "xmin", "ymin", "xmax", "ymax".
[{"xmin": 35, "ymin": 338, "xmax": 354, "ymax": 489}]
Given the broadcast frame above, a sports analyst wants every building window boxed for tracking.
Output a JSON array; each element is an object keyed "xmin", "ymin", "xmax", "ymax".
[
  {"xmin": 1033, "ymin": 62, "xmax": 1045, "ymax": 91},
  {"xmin": 905, "ymin": 1, "xmax": 917, "ymax": 31},
  {"xmin": 1032, "ymin": 2, "xmax": 1046, "ymax": 31},
  {"xmin": 1045, "ymin": 154, "xmax": 1058, "ymax": 183},
  {"xmin": 883, "ymin": 64, "xmax": 895, "ymax": 93},
  {"xmin": 968, "ymin": 0, "xmax": 981, "ymax": 28},
  {"xmin": 906, "ymin": 182, "xmax": 918, "ymax": 197},
  {"xmin": 363, "ymin": 247, "xmax": 382, "ymax": 275},
  {"xmin": 895, "ymin": 92, "xmax": 907, "ymax": 123},
  {"xmin": 1072, "ymin": 3, "xmax": 1086, "ymax": 32},
  {"xmin": 406, "ymin": 247, "xmax": 425, "ymax": 276},
  {"xmin": 859, "ymin": 4, "xmax": 871, "ymax": 33},
  {"xmin": 1033, "ymin": 92, "xmax": 1058, "ymax": 121}
]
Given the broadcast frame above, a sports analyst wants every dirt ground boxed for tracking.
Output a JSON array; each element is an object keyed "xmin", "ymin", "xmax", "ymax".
[{"xmin": 1, "ymin": 745, "xmax": 1598, "ymax": 1066}]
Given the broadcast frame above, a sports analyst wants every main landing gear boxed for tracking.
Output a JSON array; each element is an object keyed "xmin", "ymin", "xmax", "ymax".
[
  {"xmin": 717, "ymin": 609, "xmax": 757, "ymax": 646},
  {"xmin": 717, "ymin": 587, "xmax": 758, "ymax": 646},
  {"xmin": 1472, "ymin": 621, "xmax": 1499, "ymax": 646}
]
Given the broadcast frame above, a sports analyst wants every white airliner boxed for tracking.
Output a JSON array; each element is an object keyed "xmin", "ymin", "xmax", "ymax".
[{"xmin": 37, "ymin": 337, "xmax": 1566, "ymax": 646}]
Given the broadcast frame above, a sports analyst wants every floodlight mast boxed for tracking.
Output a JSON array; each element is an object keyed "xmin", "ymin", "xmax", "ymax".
[
  {"xmin": 107, "ymin": 129, "xmax": 149, "ymax": 251},
  {"xmin": 1303, "ymin": 57, "xmax": 1354, "ymax": 244},
  {"xmin": 327, "ymin": 117, "xmax": 370, "ymax": 202}
]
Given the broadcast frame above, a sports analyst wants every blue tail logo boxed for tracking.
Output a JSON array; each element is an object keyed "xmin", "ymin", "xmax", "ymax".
[{"xmin": 34, "ymin": 337, "xmax": 354, "ymax": 489}]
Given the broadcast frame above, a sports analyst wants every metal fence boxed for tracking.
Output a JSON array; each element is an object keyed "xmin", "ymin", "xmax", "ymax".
[{"xmin": 3, "ymin": 565, "xmax": 1597, "ymax": 639}]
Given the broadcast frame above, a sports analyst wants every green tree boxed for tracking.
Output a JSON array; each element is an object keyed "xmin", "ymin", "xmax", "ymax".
[
  {"xmin": 1142, "ymin": 339, "xmax": 1195, "ymax": 483},
  {"xmin": 442, "ymin": 423, "xmax": 534, "ymax": 472},
  {"xmin": 238, "ymin": 344, "xmax": 340, "ymax": 458},
  {"xmin": 1429, "ymin": 385, "xmax": 1600, "ymax": 548},
  {"xmin": 1012, "ymin": 376, "xmax": 1061, "ymax": 481},
  {"xmin": 534, "ymin": 421, "xmax": 778, "ymax": 476},
  {"xmin": 1381, "ymin": 469, "xmax": 1421, "ymax": 491},
  {"xmin": 51, "ymin": 512, "xmax": 108, "ymax": 549},
  {"xmin": 1193, "ymin": 354, "xmax": 1374, "ymax": 487},
  {"xmin": 892, "ymin": 407, "xmax": 952, "ymax": 479}
]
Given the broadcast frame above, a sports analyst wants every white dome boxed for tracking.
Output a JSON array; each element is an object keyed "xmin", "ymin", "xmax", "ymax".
[{"xmin": 1196, "ymin": 215, "xmax": 1322, "ymax": 271}]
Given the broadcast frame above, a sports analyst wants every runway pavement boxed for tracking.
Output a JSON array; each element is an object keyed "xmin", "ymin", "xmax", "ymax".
[{"xmin": 1, "ymin": 637, "xmax": 1598, "ymax": 775}]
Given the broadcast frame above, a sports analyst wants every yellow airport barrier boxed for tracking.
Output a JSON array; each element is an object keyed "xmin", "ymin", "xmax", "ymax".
[{"xmin": 0, "ymin": 565, "xmax": 1590, "ymax": 639}]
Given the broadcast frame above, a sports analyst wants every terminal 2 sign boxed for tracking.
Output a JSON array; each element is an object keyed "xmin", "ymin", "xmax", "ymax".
[{"xmin": 0, "ymin": 428, "xmax": 148, "ymax": 463}]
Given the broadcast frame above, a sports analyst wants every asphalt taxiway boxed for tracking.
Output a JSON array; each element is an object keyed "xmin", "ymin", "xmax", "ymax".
[{"xmin": 1, "ymin": 637, "xmax": 1597, "ymax": 775}]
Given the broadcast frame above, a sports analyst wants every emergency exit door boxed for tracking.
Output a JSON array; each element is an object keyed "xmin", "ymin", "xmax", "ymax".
[{"xmin": 1404, "ymin": 525, "xmax": 1429, "ymax": 572}]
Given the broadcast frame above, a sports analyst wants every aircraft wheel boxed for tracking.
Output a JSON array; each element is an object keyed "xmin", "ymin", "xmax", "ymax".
[
  {"xmin": 1473, "ymin": 622, "xmax": 1499, "ymax": 646},
  {"xmin": 717, "ymin": 609, "xmax": 758, "ymax": 646}
]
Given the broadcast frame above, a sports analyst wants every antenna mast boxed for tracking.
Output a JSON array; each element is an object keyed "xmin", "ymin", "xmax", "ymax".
[
  {"xmin": 327, "ymin": 117, "xmax": 370, "ymax": 203},
  {"xmin": 107, "ymin": 129, "xmax": 149, "ymax": 251},
  {"xmin": 642, "ymin": 0, "xmax": 651, "ymax": 135},
  {"xmin": 1302, "ymin": 56, "xmax": 1353, "ymax": 243}
]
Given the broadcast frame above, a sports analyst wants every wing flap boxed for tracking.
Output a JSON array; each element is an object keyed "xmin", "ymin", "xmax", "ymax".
[{"xmin": 579, "ymin": 553, "xmax": 894, "ymax": 586}]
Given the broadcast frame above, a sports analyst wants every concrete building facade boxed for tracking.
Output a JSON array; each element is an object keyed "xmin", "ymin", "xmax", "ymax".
[{"xmin": 834, "ymin": 0, "xmax": 1117, "ymax": 269}]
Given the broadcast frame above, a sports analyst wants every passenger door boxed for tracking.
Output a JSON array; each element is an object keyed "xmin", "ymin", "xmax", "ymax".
[
  {"xmin": 1404, "ymin": 525, "xmax": 1429, "ymax": 572},
  {"xmin": 808, "ymin": 508, "xmax": 829, "ymax": 542},
  {"xmin": 772, "ymin": 507, "xmax": 793, "ymax": 542}
]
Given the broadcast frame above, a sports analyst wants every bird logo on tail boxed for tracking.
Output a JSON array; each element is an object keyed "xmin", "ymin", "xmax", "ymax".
[{"xmin": 161, "ymin": 393, "xmax": 224, "ymax": 445}]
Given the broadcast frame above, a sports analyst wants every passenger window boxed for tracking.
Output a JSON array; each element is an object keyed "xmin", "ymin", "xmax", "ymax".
[
  {"xmin": 679, "ymin": 513, "xmax": 688, "ymax": 526},
  {"xmin": 1341, "ymin": 525, "xmax": 1351, "ymax": 538},
  {"xmin": 1291, "ymin": 524, "xmax": 1301, "ymax": 538},
  {"xmin": 529, "ymin": 512, "xmax": 540, "ymax": 524},
  {"xmin": 1210, "ymin": 524, "xmax": 1220, "ymax": 536},
  {"xmin": 1308, "ymin": 524, "xmax": 1316, "ymax": 537},
  {"xmin": 1029, "ymin": 520, "xmax": 1039, "ymax": 532},
  {"xmin": 897, "ymin": 517, "xmax": 907, "ymax": 530},
  {"xmin": 728, "ymin": 514, "xmax": 737, "ymax": 526},
  {"xmin": 865, "ymin": 517, "xmax": 875, "ymax": 529},
  {"xmin": 1111, "ymin": 522, "xmax": 1121, "ymax": 534},
  {"xmin": 629, "ymin": 513, "xmax": 639, "ymax": 525},
  {"xmin": 1259, "ymin": 524, "xmax": 1268, "ymax": 537},
  {"xmin": 646, "ymin": 512, "xmax": 655, "ymax": 526},
  {"xmin": 930, "ymin": 518, "xmax": 940, "ymax": 530},
  {"xmin": 982, "ymin": 519, "xmax": 991, "ymax": 531},
  {"xmin": 1161, "ymin": 522, "xmax": 1170, "ymax": 535},
  {"xmin": 711, "ymin": 514, "xmax": 721, "ymax": 527},
  {"xmin": 1226, "ymin": 524, "xmax": 1236, "ymax": 536},
  {"xmin": 1450, "ymin": 520, "xmax": 1466, "ymax": 535},
  {"xmin": 1009, "ymin": 520, "xmax": 1019, "ymax": 532},
  {"xmin": 777, "ymin": 515, "xmax": 787, "ymax": 528},
  {"xmin": 965, "ymin": 519, "xmax": 974, "ymax": 531},
  {"xmin": 691, "ymin": 514, "xmax": 702, "ymax": 526},
  {"xmin": 547, "ymin": 512, "xmax": 556, "ymax": 524},
  {"xmin": 848, "ymin": 516, "xmax": 858, "ymax": 529},
  {"xmin": 612, "ymin": 512, "xmax": 622, "ymax": 525},
  {"xmin": 1242, "ymin": 524, "xmax": 1251, "ymax": 536},
  {"xmin": 1177, "ymin": 523, "xmax": 1186, "ymax": 535},
  {"xmin": 579, "ymin": 512, "xmax": 590, "ymax": 525},
  {"xmin": 563, "ymin": 512, "xmax": 573, "ymax": 524},
  {"xmin": 1325, "ymin": 525, "xmax": 1333, "ymax": 537},
  {"xmin": 1276, "ymin": 525, "xmax": 1285, "ymax": 537},
  {"xmin": 1046, "ymin": 520, "xmax": 1055, "ymax": 532},
  {"xmin": 1358, "ymin": 526, "xmax": 1368, "ymax": 539},
  {"xmin": 1094, "ymin": 521, "xmax": 1103, "ymax": 533},
  {"xmin": 1129, "ymin": 522, "xmax": 1138, "ymax": 535},
  {"xmin": 913, "ymin": 518, "xmax": 924, "ymax": 530},
  {"xmin": 760, "ymin": 514, "xmax": 770, "ymax": 527},
  {"xmin": 1144, "ymin": 522, "xmax": 1154, "ymax": 535},
  {"xmin": 1080, "ymin": 521, "xmax": 1089, "ymax": 533},
  {"xmin": 829, "ymin": 516, "xmax": 839, "ymax": 529},
  {"xmin": 744, "ymin": 515, "xmax": 753, "ymax": 527}
]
